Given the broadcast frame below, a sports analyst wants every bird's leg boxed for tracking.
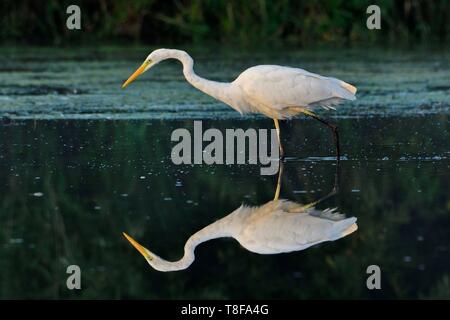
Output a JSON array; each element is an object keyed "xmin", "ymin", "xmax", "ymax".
[
  {"xmin": 304, "ymin": 111, "xmax": 340, "ymax": 163},
  {"xmin": 287, "ymin": 146, "xmax": 341, "ymax": 213},
  {"xmin": 273, "ymin": 162, "xmax": 284, "ymax": 201},
  {"xmin": 296, "ymin": 188, "xmax": 338, "ymax": 212},
  {"xmin": 287, "ymin": 151, "xmax": 341, "ymax": 213},
  {"xmin": 333, "ymin": 157, "xmax": 341, "ymax": 193},
  {"xmin": 273, "ymin": 118, "xmax": 284, "ymax": 159}
]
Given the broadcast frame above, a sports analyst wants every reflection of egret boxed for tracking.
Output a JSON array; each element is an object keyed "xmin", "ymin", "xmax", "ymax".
[
  {"xmin": 122, "ymin": 49, "xmax": 357, "ymax": 159},
  {"xmin": 123, "ymin": 167, "xmax": 357, "ymax": 272}
]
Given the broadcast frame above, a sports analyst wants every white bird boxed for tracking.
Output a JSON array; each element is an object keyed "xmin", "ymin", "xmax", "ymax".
[
  {"xmin": 123, "ymin": 201, "xmax": 357, "ymax": 272},
  {"xmin": 122, "ymin": 49, "xmax": 357, "ymax": 159},
  {"xmin": 123, "ymin": 167, "xmax": 357, "ymax": 272}
]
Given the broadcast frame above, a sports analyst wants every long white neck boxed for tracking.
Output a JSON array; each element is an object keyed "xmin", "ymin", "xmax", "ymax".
[
  {"xmin": 150, "ymin": 209, "xmax": 244, "ymax": 272},
  {"xmin": 165, "ymin": 49, "xmax": 233, "ymax": 105}
]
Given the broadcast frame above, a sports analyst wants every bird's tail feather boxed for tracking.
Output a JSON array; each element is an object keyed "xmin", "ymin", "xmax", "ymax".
[
  {"xmin": 328, "ymin": 77, "xmax": 357, "ymax": 100},
  {"xmin": 311, "ymin": 207, "xmax": 345, "ymax": 220},
  {"xmin": 340, "ymin": 81, "xmax": 357, "ymax": 95},
  {"xmin": 330, "ymin": 217, "xmax": 358, "ymax": 239}
]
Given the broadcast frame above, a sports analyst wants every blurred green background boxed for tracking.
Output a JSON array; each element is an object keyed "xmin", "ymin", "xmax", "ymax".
[{"xmin": 1, "ymin": 0, "xmax": 449, "ymax": 46}]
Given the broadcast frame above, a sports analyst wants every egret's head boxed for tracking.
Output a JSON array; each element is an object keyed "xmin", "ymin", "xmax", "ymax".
[
  {"xmin": 122, "ymin": 48, "xmax": 172, "ymax": 89},
  {"xmin": 122, "ymin": 232, "xmax": 188, "ymax": 272}
]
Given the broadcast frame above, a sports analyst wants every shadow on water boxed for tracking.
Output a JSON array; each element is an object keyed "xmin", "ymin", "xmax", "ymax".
[{"xmin": 0, "ymin": 116, "xmax": 449, "ymax": 298}]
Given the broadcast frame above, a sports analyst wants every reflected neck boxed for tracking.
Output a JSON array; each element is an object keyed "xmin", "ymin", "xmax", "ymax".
[{"xmin": 153, "ymin": 212, "xmax": 239, "ymax": 272}]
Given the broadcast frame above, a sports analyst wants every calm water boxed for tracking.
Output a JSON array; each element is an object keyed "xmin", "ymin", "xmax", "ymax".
[{"xmin": 0, "ymin": 47, "xmax": 449, "ymax": 299}]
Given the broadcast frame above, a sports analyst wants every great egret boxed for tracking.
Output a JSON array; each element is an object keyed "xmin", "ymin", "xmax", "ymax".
[
  {"xmin": 122, "ymin": 49, "xmax": 357, "ymax": 159},
  {"xmin": 123, "ymin": 167, "xmax": 357, "ymax": 272}
]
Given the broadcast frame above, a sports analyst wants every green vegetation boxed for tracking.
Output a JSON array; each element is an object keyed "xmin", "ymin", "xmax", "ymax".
[{"xmin": 1, "ymin": 0, "xmax": 449, "ymax": 46}]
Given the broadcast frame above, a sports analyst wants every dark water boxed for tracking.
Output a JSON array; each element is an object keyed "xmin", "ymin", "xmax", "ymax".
[{"xmin": 0, "ymin": 116, "xmax": 449, "ymax": 299}]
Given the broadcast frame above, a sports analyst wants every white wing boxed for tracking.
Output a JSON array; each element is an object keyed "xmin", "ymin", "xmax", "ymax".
[
  {"xmin": 234, "ymin": 65, "xmax": 356, "ymax": 111},
  {"xmin": 237, "ymin": 201, "xmax": 357, "ymax": 254}
]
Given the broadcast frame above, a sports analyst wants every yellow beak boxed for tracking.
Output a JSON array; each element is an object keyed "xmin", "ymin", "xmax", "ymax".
[
  {"xmin": 123, "ymin": 232, "xmax": 152, "ymax": 260},
  {"xmin": 122, "ymin": 61, "xmax": 149, "ymax": 89}
]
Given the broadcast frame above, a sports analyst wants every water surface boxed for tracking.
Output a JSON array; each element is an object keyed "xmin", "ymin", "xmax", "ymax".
[
  {"xmin": 0, "ymin": 116, "xmax": 449, "ymax": 299},
  {"xmin": 0, "ymin": 47, "xmax": 449, "ymax": 299}
]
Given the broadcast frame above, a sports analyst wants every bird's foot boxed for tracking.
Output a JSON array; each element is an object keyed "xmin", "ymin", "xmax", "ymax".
[{"xmin": 279, "ymin": 147, "xmax": 284, "ymax": 161}]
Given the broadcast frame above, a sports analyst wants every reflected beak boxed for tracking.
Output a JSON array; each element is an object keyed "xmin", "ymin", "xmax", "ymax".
[
  {"xmin": 123, "ymin": 232, "xmax": 152, "ymax": 260},
  {"xmin": 122, "ymin": 61, "xmax": 150, "ymax": 88}
]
